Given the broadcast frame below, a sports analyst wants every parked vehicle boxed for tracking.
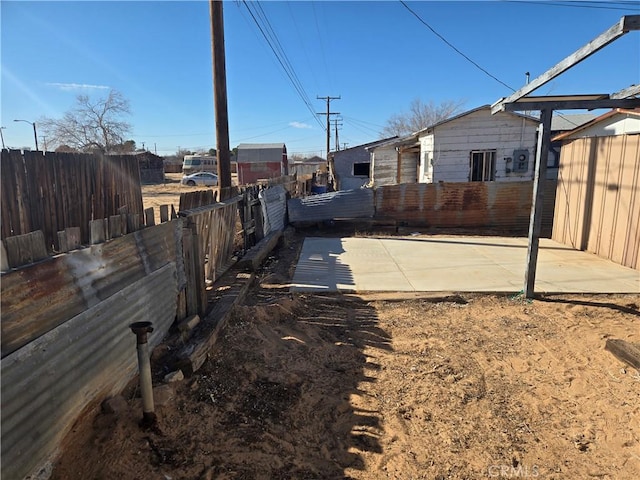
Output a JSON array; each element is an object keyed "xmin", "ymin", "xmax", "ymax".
[
  {"xmin": 181, "ymin": 171, "xmax": 218, "ymax": 186},
  {"xmin": 182, "ymin": 154, "xmax": 217, "ymax": 175}
]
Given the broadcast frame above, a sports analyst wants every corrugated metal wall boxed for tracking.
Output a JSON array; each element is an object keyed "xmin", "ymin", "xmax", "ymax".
[
  {"xmin": 1, "ymin": 220, "xmax": 184, "ymax": 357},
  {"xmin": 288, "ymin": 189, "xmax": 375, "ymax": 223},
  {"xmin": 552, "ymin": 134, "xmax": 640, "ymax": 270},
  {"xmin": 260, "ymin": 185, "xmax": 287, "ymax": 235},
  {"xmin": 1, "ymin": 222, "xmax": 182, "ymax": 480},
  {"xmin": 375, "ymin": 180, "xmax": 557, "ymax": 236}
]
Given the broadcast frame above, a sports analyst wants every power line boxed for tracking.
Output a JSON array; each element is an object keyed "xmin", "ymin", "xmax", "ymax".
[
  {"xmin": 239, "ymin": 1, "xmax": 325, "ymax": 130},
  {"xmin": 311, "ymin": 1, "xmax": 333, "ymax": 92},
  {"xmin": 399, "ymin": 0, "xmax": 515, "ymax": 91},
  {"xmin": 502, "ymin": 1, "xmax": 640, "ymax": 11}
]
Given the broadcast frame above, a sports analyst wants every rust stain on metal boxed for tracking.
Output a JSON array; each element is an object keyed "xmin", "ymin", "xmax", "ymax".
[{"xmin": 375, "ymin": 180, "xmax": 556, "ymax": 232}]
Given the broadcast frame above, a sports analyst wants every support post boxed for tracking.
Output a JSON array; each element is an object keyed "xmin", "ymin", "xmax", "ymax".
[
  {"xmin": 524, "ymin": 108, "xmax": 552, "ymax": 298},
  {"xmin": 129, "ymin": 321, "xmax": 156, "ymax": 427}
]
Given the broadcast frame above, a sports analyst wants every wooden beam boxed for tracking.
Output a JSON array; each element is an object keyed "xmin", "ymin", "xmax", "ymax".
[
  {"xmin": 611, "ymin": 84, "xmax": 640, "ymax": 99},
  {"xmin": 605, "ymin": 339, "xmax": 640, "ymax": 370},
  {"xmin": 237, "ymin": 230, "xmax": 282, "ymax": 272},
  {"xmin": 524, "ymin": 109, "xmax": 553, "ymax": 298},
  {"xmin": 492, "ymin": 15, "xmax": 640, "ymax": 113},
  {"xmin": 504, "ymin": 98, "xmax": 640, "ymax": 112}
]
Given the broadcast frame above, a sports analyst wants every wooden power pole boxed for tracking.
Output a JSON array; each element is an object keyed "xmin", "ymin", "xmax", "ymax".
[
  {"xmin": 317, "ymin": 95, "xmax": 340, "ymax": 160},
  {"xmin": 210, "ymin": 0, "xmax": 231, "ymax": 197}
]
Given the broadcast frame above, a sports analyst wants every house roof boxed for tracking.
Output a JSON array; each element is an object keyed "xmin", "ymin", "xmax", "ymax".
[
  {"xmin": 291, "ymin": 155, "xmax": 325, "ymax": 164},
  {"xmin": 551, "ymin": 113, "xmax": 600, "ymax": 132},
  {"xmin": 236, "ymin": 143, "xmax": 286, "ymax": 150},
  {"xmin": 368, "ymin": 105, "xmax": 540, "ymax": 152},
  {"xmin": 552, "ymin": 108, "xmax": 640, "ymax": 141},
  {"xmin": 333, "ymin": 137, "xmax": 399, "ymax": 155},
  {"xmin": 365, "ymin": 134, "xmax": 418, "ymax": 151},
  {"xmin": 413, "ymin": 105, "xmax": 539, "ymax": 136},
  {"xmin": 236, "ymin": 143, "xmax": 286, "ymax": 163},
  {"xmin": 109, "ymin": 151, "xmax": 163, "ymax": 160}
]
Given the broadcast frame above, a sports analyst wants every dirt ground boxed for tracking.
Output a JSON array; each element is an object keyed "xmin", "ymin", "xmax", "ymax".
[{"xmin": 47, "ymin": 217, "xmax": 640, "ymax": 480}]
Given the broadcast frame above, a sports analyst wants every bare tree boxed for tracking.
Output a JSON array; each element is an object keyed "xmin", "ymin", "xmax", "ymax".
[
  {"xmin": 39, "ymin": 90, "xmax": 132, "ymax": 153},
  {"xmin": 382, "ymin": 98, "xmax": 466, "ymax": 137}
]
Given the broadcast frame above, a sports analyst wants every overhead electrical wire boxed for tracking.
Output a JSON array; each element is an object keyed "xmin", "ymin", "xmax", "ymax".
[
  {"xmin": 398, "ymin": 0, "xmax": 613, "ymax": 130},
  {"xmin": 311, "ymin": 0, "xmax": 333, "ymax": 92},
  {"xmin": 342, "ymin": 116, "xmax": 386, "ymax": 136},
  {"xmin": 286, "ymin": 1, "xmax": 321, "ymax": 94},
  {"xmin": 502, "ymin": 1, "xmax": 640, "ymax": 11},
  {"xmin": 399, "ymin": 0, "xmax": 515, "ymax": 91},
  {"xmin": 239, "ymin": 0, "xmax": 326, "ymax": 130}
]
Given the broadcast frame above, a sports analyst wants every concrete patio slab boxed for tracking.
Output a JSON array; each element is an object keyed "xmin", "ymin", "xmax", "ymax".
[{"xmin": 290, "ymin": 236, "xmax": 640, "ymax": 294}]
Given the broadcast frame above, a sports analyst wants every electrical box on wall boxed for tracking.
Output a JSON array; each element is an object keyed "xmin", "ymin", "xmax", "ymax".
[{"xmin": 512, "ymin": 149, "xmax": 529, "ymax": 173}]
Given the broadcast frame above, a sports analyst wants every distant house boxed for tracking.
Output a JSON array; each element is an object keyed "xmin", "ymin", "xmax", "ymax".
[
  {"xmin": 551, "ymin": 108, "xmax": 640, "ymax": 270},
  {"xmin": 111, "ymin": 151, "xmax": 164, "ymax": 184},
  {"xmin": 367, "ymin": 105, "xmax": 539, "ymax": 186},
  {"xmin": 548, "ymin": 112, "xmax": 599, "ymax": 176},
  {"xmin": 236, "ymin": 143, "xmax": 288, "ymax": 185},
  {"xmin": 289, "ymin": 155, "xmax": 326, "ymax": 178},
  {"xmin": 331, "ymin": 138, "xmax": 397, "ymax": 190}
]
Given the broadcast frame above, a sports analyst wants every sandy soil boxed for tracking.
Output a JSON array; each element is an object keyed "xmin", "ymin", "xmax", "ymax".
[{"xmin": 49, "ymin": 225, "xmax": 640, "ymax": 480}]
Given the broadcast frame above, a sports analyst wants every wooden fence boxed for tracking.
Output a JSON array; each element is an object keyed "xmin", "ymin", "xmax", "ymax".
[{"xmin": 1, "ymin": 149, "xmax": 144, "ymax": 252}]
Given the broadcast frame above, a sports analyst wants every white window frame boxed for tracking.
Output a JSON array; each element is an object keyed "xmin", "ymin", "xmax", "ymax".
[{"xmin": 470, "ymin": 150, "xmax": 496, "ymax": 182}]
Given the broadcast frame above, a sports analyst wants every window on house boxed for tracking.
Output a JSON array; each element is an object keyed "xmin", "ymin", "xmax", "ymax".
[
  {"xmin": 353, "ymin": 162, "xmax": 370, "ymax": 176},
  {"xmin": 470, "ymin": 151, "xmax": 496, "ymax": 181}
]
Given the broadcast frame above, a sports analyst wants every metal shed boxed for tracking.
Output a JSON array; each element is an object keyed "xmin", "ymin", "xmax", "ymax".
[{"xmin": 552, "ymin": 109, "xmax": 640, "ymax": 270}]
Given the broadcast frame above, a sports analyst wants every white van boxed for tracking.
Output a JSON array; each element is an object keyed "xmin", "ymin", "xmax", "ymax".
[{"xmin": 182, "ymin": 155, "xmax": 217, "ymax": 175}]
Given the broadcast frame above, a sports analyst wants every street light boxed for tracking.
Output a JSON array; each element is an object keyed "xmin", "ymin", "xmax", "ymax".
[{"xmin": 13, "ymin": 119, "xmax": 38, "ymax": 151}]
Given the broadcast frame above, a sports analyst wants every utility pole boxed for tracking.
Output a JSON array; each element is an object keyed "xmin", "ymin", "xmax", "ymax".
[
  {"xmin": 210, "ymin": 0, "xmax": 231, "ymax": 197},
  {"xmin": 317, "ymin": 95, "xmax": 340, "ymax": 161},
  {"xmin": 332, "ymin": 117, "xmax": 343, "ymax": 151},
  {"xmin": 1, "ymin": 127, "xmax": 6, "ymax": 149}
]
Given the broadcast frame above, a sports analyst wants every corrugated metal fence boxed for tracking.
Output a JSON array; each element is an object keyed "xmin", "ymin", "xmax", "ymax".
[
  {"xmin": 552, "ymin": 134, "xmax": 639, "ymax": 269},
  {"xmin": 287, "ymin": 181, "xmax": 556, "ymax": 237},
  {"xmin": 288, "ymin": 188, "xmax": 375, "ymax": 223},
  {"xmin": 376, "ymin": 180, "xmax": 557, "ymax": 236},
  {"xmin": 0, "ymin": 220, "xmax": 182, "ymax": 480},
  {"xmin": 0, "ymin": 158, "xmax": 293, "ymax": 480}
]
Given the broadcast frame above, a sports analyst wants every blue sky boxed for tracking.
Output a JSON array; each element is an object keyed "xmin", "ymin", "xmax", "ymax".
[{"xmin": 2, "ymin": 0, "xmax": 639, "ymax": 157}]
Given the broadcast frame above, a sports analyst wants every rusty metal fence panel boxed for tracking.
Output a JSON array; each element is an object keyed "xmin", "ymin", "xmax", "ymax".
[
  {"xmin": 1, "ymin": 263, "xmax": 178, "ymax": 480},
  {"xmin": 288, "ymin": 188, "xmax": 375, "ymax": 223},
  {"xmin": 375, "ymin": 181, "xmax": 557, "ymax": 236},
  {"xmin": 1, "ymin": 220, "xmax": 184, "ymax": 358}
]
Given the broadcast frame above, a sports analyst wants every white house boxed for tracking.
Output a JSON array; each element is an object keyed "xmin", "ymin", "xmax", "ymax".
[{"xmin": 367, "ymin": 105, "xmax": 540, "ymax": 186}]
